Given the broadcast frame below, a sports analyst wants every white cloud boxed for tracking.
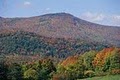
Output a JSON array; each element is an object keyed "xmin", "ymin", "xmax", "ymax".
[
  {"xmin": 45, "ymin": 8, "xmax": 50, "ymax": 11},
  {"xmin": 80, "ymin": 12, "xmax": 120, "ymax": 26},
  {"xmin": 24, "ymin": 1, "xmax": 31, "ymax": 6},
  {"xmin": 80, "ymin": 12, "xmax": 105, "ymax": 22},
  {"xmin": 42, "ymin": 8, "xmax": 51, "ymax": 14},
  {"xmin": 113, "ymin": 15, "xmax": 120, "ymax": 20},
  {"xmin": 111, "ymin": 15, "xmax": 120, "ymax": 26}
]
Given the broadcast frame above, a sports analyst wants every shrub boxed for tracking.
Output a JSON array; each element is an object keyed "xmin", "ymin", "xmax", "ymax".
[
  {"xmin": 52, "ymin": 73, "xmax": 70, "ymax": 80},
  {"xmin": 110, "ymin": 69, "xmax": 120, "ymax": 75},
  {"xmin": 84, "ymin": 70, "xmax": 95, "ymax": 78}
]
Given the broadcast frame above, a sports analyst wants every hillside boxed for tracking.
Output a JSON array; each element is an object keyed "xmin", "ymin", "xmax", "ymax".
[
  {"xmin": 0, "ymin": 13, "xmax": 120, "ymax": 57},
  {"xmin": 0, "ymin": 31, "xmax": 108, "ymax": 58},
  {"xmin": 0, "ymin": 13, "xmax": 120, "ymax": 46}
]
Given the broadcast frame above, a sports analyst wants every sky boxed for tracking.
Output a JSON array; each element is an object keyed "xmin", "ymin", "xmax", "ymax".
[{"xmin": 0, "ymin": 0, "xmax": 120, "ymax": 26}]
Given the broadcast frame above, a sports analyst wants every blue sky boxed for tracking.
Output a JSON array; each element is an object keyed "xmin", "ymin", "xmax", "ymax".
[{"xmin": 0, "ymin": 0, "xmax": 120, "ymax": 26}]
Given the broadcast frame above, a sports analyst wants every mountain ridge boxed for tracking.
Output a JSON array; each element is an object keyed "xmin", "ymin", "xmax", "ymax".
[
  {"xmin": 0, "ymin": 13, "xmax": 120, "ymax": 47},
  {"xmin": 0, "ymin": 12, "xmax": 120, "ymax": 27},
  {"xmin": 0, "ymin": 13, "xmax": 120, "ymax": 27}
]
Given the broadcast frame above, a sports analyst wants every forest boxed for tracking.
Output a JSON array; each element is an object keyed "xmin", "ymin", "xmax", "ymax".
[
  {"xmin": 0, "ymin": 47, "xmax": 120, "ymax": 80},
  {"xmin": 0, "ymin": 31, "xmax": 109, "ymax": 58}
]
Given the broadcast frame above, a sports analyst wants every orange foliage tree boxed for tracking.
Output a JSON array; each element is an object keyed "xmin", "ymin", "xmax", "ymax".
[{"xmin": 92, "ymin": 47, "xmax": 120, "ymax": 72}]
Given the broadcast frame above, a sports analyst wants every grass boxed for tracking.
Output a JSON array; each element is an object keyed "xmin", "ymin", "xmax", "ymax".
[{"xmin": 78, "ymin": 75, "xmax": 120, "ymax": 80}]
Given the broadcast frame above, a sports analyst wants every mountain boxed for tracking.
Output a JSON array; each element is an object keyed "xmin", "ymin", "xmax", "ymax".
[
  {"xmin": 0, "ymin": 13, "xmax": 120, "ymax": 46},
  {"xmin": 0, "ymin": 13, "xmax": 120, "ymax": 57}
]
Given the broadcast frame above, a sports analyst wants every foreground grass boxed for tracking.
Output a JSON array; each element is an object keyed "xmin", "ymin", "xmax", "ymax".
[{"xmin": 78, "ymin": 75, "xmax": 120, "ymax": 80}]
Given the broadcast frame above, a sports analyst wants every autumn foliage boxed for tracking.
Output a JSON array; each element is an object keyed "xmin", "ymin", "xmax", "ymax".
[
  {"xmin": 0, "ymin": 47, "xmax": 120, "ymax": 80},
  {"xmin": 92, "ymin": 47, "xmax": 120, "ymax": 72},
  {"xmin": 60, "ymin": 56, "xmax": 79, "ymax": 67}
]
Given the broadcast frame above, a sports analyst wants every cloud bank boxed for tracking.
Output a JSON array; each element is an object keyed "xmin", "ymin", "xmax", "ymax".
[
  {"xmin": 80, "ymin": 12, "xmax": 120, "ymax": 26},
  {"xmin": 23, "ymin": 1, "xmax": 31, "ymax": 6}
]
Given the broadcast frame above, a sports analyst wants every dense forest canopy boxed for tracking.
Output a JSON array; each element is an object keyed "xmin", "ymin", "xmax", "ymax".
[{"xmin": 0, "ymin": 31, "xmax": 109, "ymax": 58}]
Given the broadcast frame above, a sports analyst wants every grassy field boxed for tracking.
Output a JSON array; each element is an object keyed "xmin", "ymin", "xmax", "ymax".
[{"xmin": 78, "ymin": 75, "xmax": 120, "ymax": 80}]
